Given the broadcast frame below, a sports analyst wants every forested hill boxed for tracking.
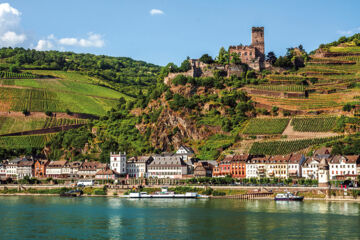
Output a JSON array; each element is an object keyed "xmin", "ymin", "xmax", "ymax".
[{"xmin": 0, "ymin": 47, "xmax": 161, "ymax": 97}]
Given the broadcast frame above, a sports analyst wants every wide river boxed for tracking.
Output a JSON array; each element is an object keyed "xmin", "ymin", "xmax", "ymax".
[{"xmin": 0, "ymin": 196, "xmax": 359, "ymax": 239}]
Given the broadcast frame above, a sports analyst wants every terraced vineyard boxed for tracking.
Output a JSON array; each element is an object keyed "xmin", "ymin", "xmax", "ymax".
[
  {"xmin": 247, "ymin": 84, "xmax": 305, "ymax": 92},
  {"xmin": 242, "ymin": 118, "xmax": 290, "ymax": 135},
  {"xmin": 43, "ymin": 118, "xmax": 87, "ymax": 128},
  {"xmin": 0, "ymin": 116, "xmax": 87, "ymax": 135},
  {"xmin": 248, "ymin": 44, "xmax": 360, "ymax": 112},
  {"xmin": 0, "ymin": 71, "xmax": 35, "ymax": 79},
  {"xmin": 0, "ymin": 134, "xmax": 54, "ymax": 149},
  {"xmin": 291, "ymin": 117, "xmax": 337, "ymax": 132},
  {"xmin": 249, "ymin": 136, "xmax": 342, "ymax": 155},
  {"xmin": 0, "ymin": 87, "xmax": 120, "ymax": 115}
]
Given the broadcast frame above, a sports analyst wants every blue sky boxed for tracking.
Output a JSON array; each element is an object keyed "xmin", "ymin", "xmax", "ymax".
[{"xmin": 1, "ymin": 0, "xmax": 360, "ymax": 65}]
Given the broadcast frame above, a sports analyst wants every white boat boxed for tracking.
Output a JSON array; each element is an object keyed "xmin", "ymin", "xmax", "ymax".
[
  {"xmin": 274, "ymin": 192, "xmax": 304, "ymax": 201},
  {"xmin": 129, "ymin": 187, "xmax": 198, "ymax": 199}
]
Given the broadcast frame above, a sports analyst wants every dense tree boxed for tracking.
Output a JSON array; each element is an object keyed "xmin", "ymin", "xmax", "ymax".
[
  {"xmin": 199, "ymin": 54, "xmax": 214, "ymax": 64},
  {"xmin": 266, "ymin": 51, "xmax": 277, "ymax": 65},
  {"xmin": 216, "ymin": 47, "xmax": 229, "ymax": 65}
]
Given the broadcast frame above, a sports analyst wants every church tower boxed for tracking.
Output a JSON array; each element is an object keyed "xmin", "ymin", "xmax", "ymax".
[{"xmin": 318, "ymin": 158, "xmax": 330, "ymax": 187}]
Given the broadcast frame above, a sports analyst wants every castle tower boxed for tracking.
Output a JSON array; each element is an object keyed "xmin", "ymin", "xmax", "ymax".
[
  {"xmin": 251, "ymin": 27, "xmax": 265, "ymax": 56},
  {"xmin": 318, "ymin": 158, "xmax": 330, "ymax": 188}
]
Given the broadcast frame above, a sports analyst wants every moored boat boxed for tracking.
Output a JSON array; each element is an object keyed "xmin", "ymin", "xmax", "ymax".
[
  {"xmin": 274, "ymin": 192, "xmax": 304, "ymax": 201},
  {"xmin": 129, "ymin": 187, "xmax": 198, "ymax": 199},
  {"xmin": 60, "ymin": 189, "xmax": 83, "ymax": 197}
]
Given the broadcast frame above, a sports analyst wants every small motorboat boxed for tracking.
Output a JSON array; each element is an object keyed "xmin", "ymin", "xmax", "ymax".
[
  {"xmin": 274, "ymin": 192, "xmax": 304, "ymax": 201},
  {"xmin": 60, "ymin": 189, "xmax": 83, "ymax": 197}
]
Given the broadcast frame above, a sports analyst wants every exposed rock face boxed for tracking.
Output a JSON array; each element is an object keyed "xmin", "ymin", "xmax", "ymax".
[{"xmin": 137, "ymin": 107, "xmax": 222, "ymax": 151}]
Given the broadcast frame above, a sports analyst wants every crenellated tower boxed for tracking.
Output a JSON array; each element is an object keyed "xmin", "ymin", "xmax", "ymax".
[{"xmin": 251, "ymin": 27, "xmax": 265, "ymax": 61}]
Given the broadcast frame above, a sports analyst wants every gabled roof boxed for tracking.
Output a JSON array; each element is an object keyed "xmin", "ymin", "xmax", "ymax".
[
  {"xmin": 176, "ymin": 146, "xmax": 194, "ymax": 154},
  {"xmin": 150, "ymin": 155, "xmax": 187, "ymax": 167},
  {"xmin": 79, "ymin": 161, "xmax": 106, "ymax": 170},
  {"xmin": 18, "ymin": 160, "xmax": 34, "ymax": 167},
  {"xmin": 329, "ymin": 155, "xmax": 360, "ymax": 164},
  {"xmin": 48, "ymin": 160, "xmax": 67, "ymax": 168},
  {"xmin": 127, "ymin": 156, "xmax": 153, "ymax": 163},
  {"xmin": 314, "ymin": 147, "xmax": 332, "ymax": 156},
  {"xmin": 288, "ymin": 154, "xmax": 304, "ymax": 164},
  {"xmin": 268, "ymin": 155, "xmax": 291, "ymax": 163},
  {"xmin": 96, "ymin": 168, "xmax": 119, "ymax": 175},
  {"xmin": 302, "ymin": 157, "xmax": 319, "ymax": 167}
]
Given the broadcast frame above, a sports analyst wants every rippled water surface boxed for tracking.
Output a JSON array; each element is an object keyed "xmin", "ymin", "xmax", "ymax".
[{"xmin": 0, "ymin": 196, "xmax": 359, "ymax": 239}]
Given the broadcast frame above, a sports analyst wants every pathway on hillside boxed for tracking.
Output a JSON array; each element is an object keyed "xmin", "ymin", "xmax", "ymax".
[{"xmin": 282, "ymin": 119, "xmax": 340, "ymax": 139}]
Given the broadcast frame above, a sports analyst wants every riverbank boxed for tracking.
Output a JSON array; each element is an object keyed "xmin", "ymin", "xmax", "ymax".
[{"xmin": 1, "ymin": 185, "xmax": 360, "ymax": 202}]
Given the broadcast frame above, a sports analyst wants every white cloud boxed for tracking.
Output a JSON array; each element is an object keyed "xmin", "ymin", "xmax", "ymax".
[
  {"xmin": 150, "ymin": 9, "xmax": 164, "ymax": 16},
  {"xmin": 0, "ymin": 3, "xmax": 26, "ymax": 47},
  {"xmin": 58, "ymin": 37, "xmax": 78, "ymax": 46},
  {"xmin": 35, "ymin": 39, "xmax": 53, "ymax": 51},
  {"xmin": 35, "ymin": 33, "xmax": 105, "ymax": 51},
  {"xmin": 1, "ymin": 31, "xmax": 26, "ymax": 45}
]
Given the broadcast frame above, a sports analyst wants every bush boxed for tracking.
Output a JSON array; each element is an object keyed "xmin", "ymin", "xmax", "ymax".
[
  {"xmin": 22, "ymin": 109, "xmax": 30, "ymax": 116},
  {"xmin": 212, "ymin": 190, "xmax": 226, "ymax": 196}
]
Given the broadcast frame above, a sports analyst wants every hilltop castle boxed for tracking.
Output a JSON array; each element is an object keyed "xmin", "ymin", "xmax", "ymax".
[
  {"xmin": 164, "ymin": 27, "xmax": 266, "ymax": 84},
  {"xmin": 229, "ymin": 27, "xmax": 265, "ymax": 71}
]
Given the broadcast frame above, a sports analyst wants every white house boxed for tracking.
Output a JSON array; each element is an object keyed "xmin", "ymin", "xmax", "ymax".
[
  {"xmin": 288, "ymin": 154, "xmax": 305, "ymax": 178},
  {"xmin": 17, "ymin": 160, "xmax": 34, "ymax": 179},
  {"xmin": 301, "ymin": 157, "xmax": 320, "ymax": 179},
  {"xmin": 175, "ymin": 146, "xmax": 194, "ymax": 164},
  {"xmin": 6, "ymin": 158, "xmax": 23, "ymax": 179},
  {"xmin": 110, "ymin": 152, "xmax": 127, "ymax": 175},
  {"xmin": 246, "ymin": 156, "xmax": 269, "ymax": 179},
  {"xmin": 126, "ymin": 156, "xmax": 153, "ymax": 178},
  {"xmin": 46, "ymin": 160, "xmax": 67, "ymax": 178},
  {"xmin": 147, "ymin": 155, "xmax": 188, "ymax": 179},
  {"xmin": 62, "ymin": 161, "xmax": 82, "ymax": 177},
  {"xmin": 328, "ymin": 155, "xmax": 359, "ymax": 180},
  {"xmin": 266, "ymin": 155, "xmax": 290, "ymax": 179}
]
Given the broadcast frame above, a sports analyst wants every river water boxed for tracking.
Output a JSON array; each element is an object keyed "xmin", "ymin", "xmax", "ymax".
[{"xmin": 0, "ymin": 196, "xmax": 359, "ymax": 239}]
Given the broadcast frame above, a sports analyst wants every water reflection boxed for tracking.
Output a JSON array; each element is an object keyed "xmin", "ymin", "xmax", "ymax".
[{"xmin": 0, "ymin": 197, "xmax": 359, "ymax": 239}]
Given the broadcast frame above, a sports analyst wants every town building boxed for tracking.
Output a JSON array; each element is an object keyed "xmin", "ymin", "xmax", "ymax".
[
  {"xmin": 126, "ymin": 156, "xmax": 153, "ymax": 178},
  {"xmin": 318, "ymin": 158, "xmax": 330, "ymax": 187},
  {"xmin": 212, "ymin": 156, "xmax": 232, "ymax": 177},
  {"xmin": 147, "ymin": 155, "xmax": 188, "ymax": 179},
  {"xmin": 6, "ymin": 157, "xmax": 24, "ymax": 179},
  {"xmin": 95, "ymin": 168, "xmax": 120, "ymax": 180},
  {"xmin": 288, "ymin": 154, "xmax": 306, "ymax": 178},
  {"xmin": 328, "ymin": 155, "xmax": 360, "ymax": 180},
  {"xmin": 78, "ymin": 161, "xmax": 107, "ymax": 178},
  {"xmin": 62, "ymin": 161, "xmax": 82, "ymax": 178},
  {"xmin": 301, "ymin": 157, "xmax": 320, "ymax": 179},
  {"xmin": 17, "ymin": 160, "xmax": 34, "ymax": 179},
  {"xmin": 46, "ymin": 160, "xmax": 67, "ymax": 178},
  {"xmin": 267, "ymin": 155, "xmax": 291, "ymax": 178},
  {"xmin": 194, "ymin": 161, "xmax": 216, "ymax": 178},
  {"xmin": 246, "ymin": 156, "xmax": 269, "ymax": 179},
  {"xmin": 175, "ymin": 146, "xmax": 195, "ymax": 164},
  {"xmin": 110, "ymin": 152, "xmax": 127, "ymax": 175},
  {"xmin": 34, "ymin": 160, "xmax": 49, "ymax": 178},
  {"xmin": 230, "ymin": 154, "xmax": 250, "ymax": 179},
  {"xmin": 0, "ymin": 162, "xmax": 6, "ymax": 179}
]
